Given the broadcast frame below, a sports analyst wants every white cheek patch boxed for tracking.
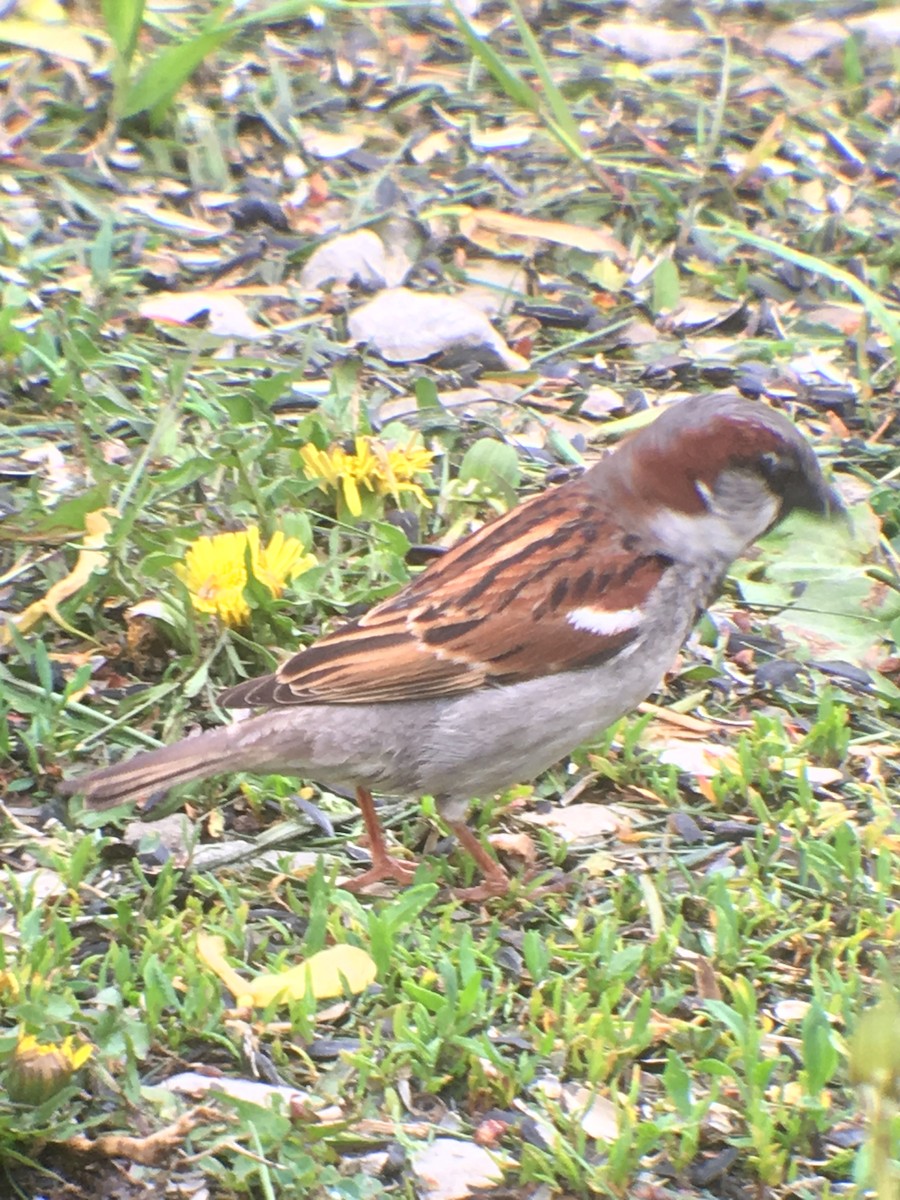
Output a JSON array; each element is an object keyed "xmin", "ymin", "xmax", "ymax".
[
  {"xmin": 649, "ymin": 494, "xmax": 780, "ymax": 563},
  {"xmin": 567, "ymin": 606, "xmax": 644, "ymax": 637}
]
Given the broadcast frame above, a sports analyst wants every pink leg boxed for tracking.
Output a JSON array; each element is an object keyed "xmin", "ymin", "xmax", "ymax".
[
  {"xmin": 446, "ymin": 819, "xmax": 511, "ymax": 901},
  {"xmin": 341, "ymin": 787, "xmax": 417, "ymax": 892}
]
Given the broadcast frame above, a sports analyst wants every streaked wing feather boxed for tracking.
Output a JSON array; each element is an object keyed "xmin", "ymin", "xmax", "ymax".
[{"xmin": 220, "ymin": 482, "xmax": 673, "ymax": 709}]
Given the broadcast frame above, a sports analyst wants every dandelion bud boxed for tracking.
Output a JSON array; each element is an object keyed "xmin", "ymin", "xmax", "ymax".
[{"xmin": 6, "ymin": 1035, "xmax": 92, "ymax": 1105}]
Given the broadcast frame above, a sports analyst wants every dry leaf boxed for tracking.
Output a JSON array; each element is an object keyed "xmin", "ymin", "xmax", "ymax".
[
  {"xmin": 729, "ymin": 112, "xmax": 788, "ymax": 185},
  {"xmin": 348, "ymin": 287, "xmax": 528, "ymax": 368},
  {"xmin": 518, "ymin": 802, "xmax": 623, "ymax": 844},
  {"xmin": 197, "ymin": 934, "xmax": 376, "ymax": 1007},
  {"xmin": 461, "ymin": 259, "xmax": 529, "ymax": 312},
  {"xmin": 1, "ymin": 507, "xmax": 115, "ymax": 643},
  {"xmin": 0, "ymin": 15, "xmax": 93, "ymax": 63},
  {"xmin": 247, "ymin": 945, "xmax": 377, "ymax": 1005},
  {"xmin": 694, "ymin": 955, "xmax": 722, "ymax": 1002},
  {"xmin": 119, "ymin": 197, "xmax": 224, "ymax": 238},
  {"xmin": 411, "ymin": 1138, "xmax": 504, "ymax": 1200},
  {"xmin": 6, "ymin": 867, "xmax": 66, "ymax": 902},
  {"xmin": 773, "ymin": 999, "xmax": 813, "ymax": 1023},
  {"xmin": 653, "ymin": 742, "xmax": 740, "ymax": 779},
  {"xmin": 651, "ymin": 739, "xmax": 844, "ymax": 787},
  {"xmin": 67, "ymin": 1109, "xmax": 214, "ymax": 1164},
  {"xmin": 300, "ymin": 229, "xmax": 410, "ymax": 289},
  {"xmin": 638, "ymin": 700, "xmax": 724, "ymax": 733},
  {"xmin": 592, "ymin": 21, "xmax": 703, "ymax": 62},
  {"xmin": 488, "ymin": 831, "xmax": 537, "ymax": 864},
  {"xmin": 563, "ymin": 1084, "xmax": 619, "ymax": 1141},
  {"xmin": 801, "ymin": 304, "xmax": 866, "ymax": 336},
  {"xmin": 138, "ymin": 289, "xmax": 269, "ymax": 339},
  {"xmin": 163, "ymin": 1071, "xmax": 315, "ymax": 1110},
  {"xmin": 469, "ymin": 123, "xmax": 533, "ymax": 150},
  {"xmin": 459, "ymin": 208, "xmax": 627, "ymax": 261},
  {"xmin": 300, "ymin": 128, "xmax": 364, "ymax": 158},
  {"xmin": 123, "ymin": 814, "xmax": 197, "ymax": 863},
  {"xmin": 848, "ymin": 9, "xmax": 900, "ymax": 41},
  {"xmin": 21, "ymin": 441, "xmax": 82, "ymax": 497},
  {"xmin": 411, "ymin": 129, "xmax": 456, "ymax": 163},
  {"xmin": 763, "ymin": 19, "xmax": 847, "ymax": 65},
  {"xmin": 659, "ymin": 297, "xmax": 745, "ymax": 330}
]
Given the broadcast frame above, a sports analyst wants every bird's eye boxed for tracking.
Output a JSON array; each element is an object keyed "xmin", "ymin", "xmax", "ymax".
[{"xmin": 758, "ymin": 451, "xmax": 792, "ymax": 486}]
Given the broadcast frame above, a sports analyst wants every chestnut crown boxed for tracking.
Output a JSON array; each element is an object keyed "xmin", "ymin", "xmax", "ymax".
[{"xmin": 601, "ymin": 393, "xmax": 841, "ymax": 525}]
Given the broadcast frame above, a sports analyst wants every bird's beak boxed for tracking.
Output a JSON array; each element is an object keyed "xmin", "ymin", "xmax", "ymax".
[
  {"xmin": 799, "ymin": 477, "xmax": 851, "ymax": 530},
  {"xmin": 784, "ymin": 464, "xmax": 847, "ymax": 524},
  {"xmin": 821, "ymin": 481, "xmax": 849, "ymax": 525}
]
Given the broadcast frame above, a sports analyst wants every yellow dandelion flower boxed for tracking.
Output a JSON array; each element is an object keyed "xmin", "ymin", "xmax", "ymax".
[
  {"xmin": 0, "ymin": 971, "xmax": 20, "ymax": 1000},
  {"xmin": 300, "ymin": 436, "xmax": 433, "ymax": 515},
  {"xmin": 175, "ymin": 526, "xmax": 316, "ymax": 627},
  {"xmin": 257, "ymin": 530, "xmax": 317, "ymax": 594},
  {"xmin": 371, "ymin": 437, "xmax": 434, "ymax": 507},
  {"xmin": 7, "ymin": 1033, "xmax": 93, "ymax": 1104},
  {"xmin": 298, "ymin": 444, "xmax": 344, "ymax": 491},
  {"xmin": 300, "ymin": 440, "xmax": 376, "ymax": 517},
  {"xmin": 176, "ymin": 529, "xmax": 254, "ymax": 626}
]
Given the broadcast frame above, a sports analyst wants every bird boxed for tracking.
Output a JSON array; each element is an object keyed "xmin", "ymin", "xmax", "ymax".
[{"xmin": 62, "ymin": 393, "xmax": 842, "ymax": 900}]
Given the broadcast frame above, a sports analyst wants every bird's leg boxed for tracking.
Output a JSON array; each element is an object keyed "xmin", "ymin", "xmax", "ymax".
[
  {"xmin": 341, "ymin": 786, "xmax": 417, "ymax": 891},
  {"xmin": 445, "ymin": 819, "xmax": 511, "ymax": 900}
]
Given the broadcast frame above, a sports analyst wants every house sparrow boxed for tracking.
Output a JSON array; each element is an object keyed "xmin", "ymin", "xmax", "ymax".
[{"xmin": 62, "ymin": 393, "xmax": 841, "ymax": 899}]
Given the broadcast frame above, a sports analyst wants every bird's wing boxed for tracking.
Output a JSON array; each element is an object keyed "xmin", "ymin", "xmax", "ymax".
[{"xmin": 220, "ymin": 482, "xmax": 673, "ymax": 708}]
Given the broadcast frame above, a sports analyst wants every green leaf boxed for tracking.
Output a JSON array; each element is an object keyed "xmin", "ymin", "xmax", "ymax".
[
  {"xmin": 221, "ymin": 392, "xmax": 256, "ymax": 424},
  {"xmin": 703, "ymin": 998, "xmax": 748, "ymax": 1041},
  {"xmin": 652, "ymin": 258, "xmax": 680, "ymax": 314},
  {"xmin": 522, "ymin": 929, "xmax": 549, "ymax": 980},
  {"xmin": 370, "ymin": 519, "xmax": 411, "ymax": 559},
  {"xmin": 280, "ymin": 511, "xmax": 313, "ymax": 549},
  {"xmin": 663, "ymin": 1050, "xmax": 693, "ymax": 1117},
  {"xmin": 414, "ymin": 376, "xmax": 440, "ymax": 409},
  {"xmin": 459, "ymin": 437, "xmax": 521, "ymax": 507},
  {"xmin": 121, "ymin": 27, "xmax": 232, "ymax": 120},
  {"xmin": 730, "ymin": 509, "xmax": 900, "ymax": 675},
  {"xmin": 182, "ymin": 657, "xmax": 211, "ymax": 699},
  {"xmin": 802, "ymin": 1002, "xmax": 838, "ymax": 1096},
  {"xmin": 842, "ymin": 33, "xmax": 864, "ymax": 91},
  {"xmin": 89, "ymin": 211, "xmax": 115, "ymax": 286},
  {"xmin": 545, "ymin": 426, "xmax": 585, "ymax": 467},
  {"xmin": 101, "ymin": 0, "xmax": 145, "ymax": 65},
  {"xmin": 31, "ymin": 488, "xmax": 111, "ymax": 535}
]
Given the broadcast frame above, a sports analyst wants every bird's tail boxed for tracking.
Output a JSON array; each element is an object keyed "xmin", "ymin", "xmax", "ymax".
[{"xmin": 60, "ymin": 721, "xmax": 265, "ymax": 811}]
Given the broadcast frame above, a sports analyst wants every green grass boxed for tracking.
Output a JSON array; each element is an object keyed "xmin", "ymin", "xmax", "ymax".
[{"xmin": 1, "ymin": 2, "xmax": 898, "ymax": 1197}]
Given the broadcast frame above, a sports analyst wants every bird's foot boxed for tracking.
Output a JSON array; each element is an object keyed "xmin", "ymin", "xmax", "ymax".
[
  {"xmin": 521, "ymin": 866, "xmax": 569, "ymax": 896},
  {"xmin": 341, "ymin": 853, "xmax": 418, "ymax": 893},
  {"xmin": 448, "ymin": 865, "xmax": 568, "ymax": 903},
  {"xmin": 443, "ymin": 819, "xmax": 512, "ymax": 902},
  {"xmin": 343, "ymin": 785, "xmax": 418, "ymax": 892},
  {"xmin": 449, "ymin": 874, "xmax": 510, "ymax": 902}
]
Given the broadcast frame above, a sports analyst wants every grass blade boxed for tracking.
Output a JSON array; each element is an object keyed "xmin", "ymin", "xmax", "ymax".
[
  {"xmin": 101, "ymin": 0, "xmax": 145, "ymax": 65},
  {"xmin": 507, "ymin": 0, "xmax": 584, "ymax": 152},
  {"xmin": 121, "ymin": 27, "xmax": 232, "ymax": 120},
  {"xmin": 705, "ymin": 221, "xmax": 900, "ymax": 363},
  {"xmin": 449, "ymin": 2, "xmax": 541, "ymax": 116}
]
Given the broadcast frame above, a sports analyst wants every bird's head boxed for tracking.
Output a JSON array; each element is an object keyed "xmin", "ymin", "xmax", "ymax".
[{"xmin": 601, "ymin": 393, "xmax": 843, "ymax": 562}]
